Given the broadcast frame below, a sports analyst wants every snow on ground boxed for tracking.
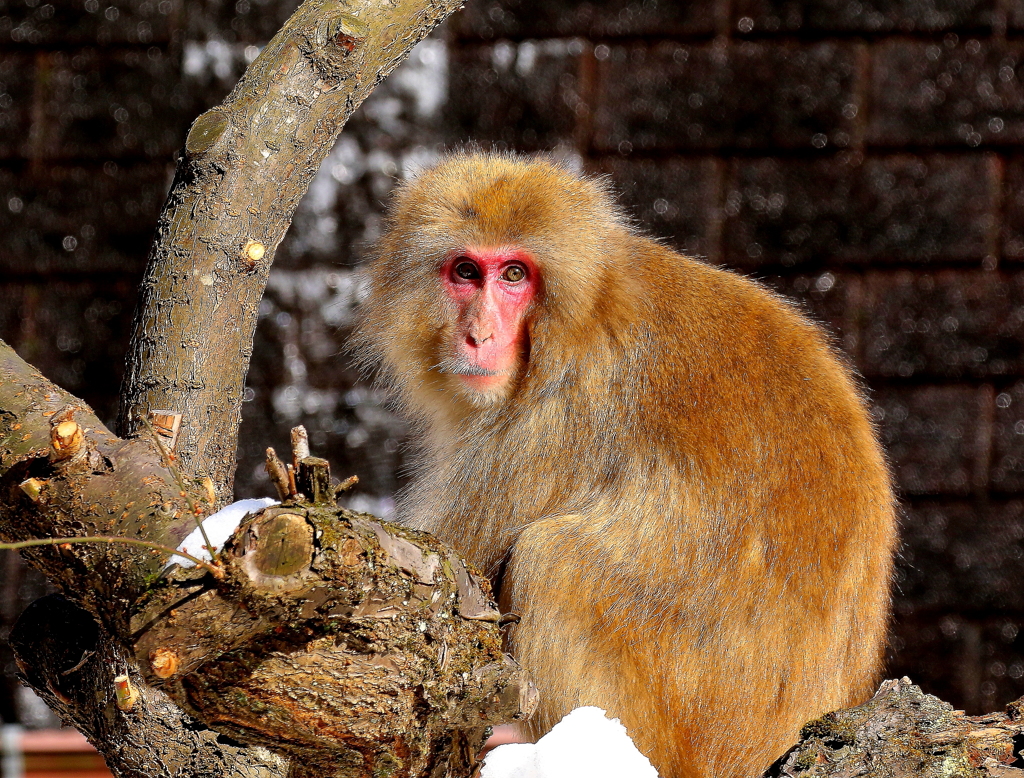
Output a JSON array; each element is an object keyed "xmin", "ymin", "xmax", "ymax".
[{"xmin": 481, "ymin": 707, "xmax": 660, "ymax": 778}]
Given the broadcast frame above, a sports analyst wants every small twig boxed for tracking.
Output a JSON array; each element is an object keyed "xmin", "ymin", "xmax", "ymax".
[
  {"xmin": 335, "ymin": 474, "xmax": 359, "ymax": 495},
  {"xmin": 61, "ymin": 650, "xmax": 95, "ymax": 676},
  {"xmin": 286, "ymin": 463, "xmax": 299, "ymax": 499},
  {"xmin": 265, "ymin": 447, "xmax": 291, "ymax": 501},
  {"xmin": 0, "ymin": 536, "xmax": 223, "ymax": 578},
  {"xmin": 290, "ymin": 425, "xmax": 310, "ymax": 469},
  {"xmin": 138, "ymin": 415, "xmax": 218, "ymax": 563}
]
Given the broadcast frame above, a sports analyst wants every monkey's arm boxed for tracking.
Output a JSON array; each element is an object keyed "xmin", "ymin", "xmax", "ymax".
[
  {"xmin": 497, "ymin": 513, "xmax": 659, "ymax": 738},
  {"xmin": 494, "ymin": 503, "xmax": 874, "ymax": 778}
]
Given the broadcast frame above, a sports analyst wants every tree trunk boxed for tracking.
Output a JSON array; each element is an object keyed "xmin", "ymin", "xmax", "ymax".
[{"xmin": 1, "ymin": 340, "xmax": 535, "ymax": 777}]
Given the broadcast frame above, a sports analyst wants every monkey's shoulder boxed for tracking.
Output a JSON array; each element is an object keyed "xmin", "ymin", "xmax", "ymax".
[
  {"xmin": 630, "ymin": 242, "xmax": 835, "ymax": 357},
  {"xmin": 611, "ymin": 242, "xmax": 863, "ymax": 425}
]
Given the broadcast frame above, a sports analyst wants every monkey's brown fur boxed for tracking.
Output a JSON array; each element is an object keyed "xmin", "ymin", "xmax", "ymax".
[{"xmin": 355, "ymin": 153, "xmax": 897, "ymax": 778}]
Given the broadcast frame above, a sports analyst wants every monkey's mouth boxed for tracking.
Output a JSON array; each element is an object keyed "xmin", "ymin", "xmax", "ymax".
[{"xmin": 433, "ymin": 357, "xmax": 506, "ymax": 378}]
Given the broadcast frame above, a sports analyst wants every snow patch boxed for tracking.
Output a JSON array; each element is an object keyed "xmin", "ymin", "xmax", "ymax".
[
  {"xmin": 171, "ymin": 498, "xmax": 279, "ymax": 567},
  {"xmin": 481, "ymin": 707, "xmax": 660, "ymax": 778}
]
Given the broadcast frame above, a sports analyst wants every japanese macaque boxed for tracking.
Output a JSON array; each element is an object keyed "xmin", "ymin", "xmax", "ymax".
[{"xmin": 354, "ymin": 153, "xmax": 896, "ymax": 778}]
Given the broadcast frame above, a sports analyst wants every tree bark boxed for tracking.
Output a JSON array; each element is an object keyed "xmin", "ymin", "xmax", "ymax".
[
  {"xmin": 10, "ymin": 594, "xmax": 288, "ymax": 778},
  {"xmin": 0, "ymin": 340, "xmax": 204, "ymax": 631},
  {"xmin": 769, "ymin": 678, "xmax": 1024, "ymax": 778}
]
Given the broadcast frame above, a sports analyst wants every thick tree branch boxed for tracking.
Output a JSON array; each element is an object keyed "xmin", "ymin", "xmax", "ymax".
[
  {"xmin": 117, "ymin": 0, "xmax": 465, "ymax": 504},
  {"xmin": 11, "ymin": 595, "xmax": 287, "ymax": 778},
  {"xmin": 0, "ymin": 340, "xmax": 206, "ymax": 632}
]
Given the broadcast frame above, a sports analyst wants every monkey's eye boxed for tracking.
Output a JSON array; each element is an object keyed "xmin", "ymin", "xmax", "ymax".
[
  {"xmin": 501, "ymin": 265, "xmax": 526, "ymax": 283},
  {"xmin": 454, "ymin": 261, "xmax": 481, "ymax": 280}
]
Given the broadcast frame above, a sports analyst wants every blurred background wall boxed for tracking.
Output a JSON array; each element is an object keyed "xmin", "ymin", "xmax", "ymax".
[{"xmin": 0, "ymin": 0, "xmax": 1022, "ymax": 732}]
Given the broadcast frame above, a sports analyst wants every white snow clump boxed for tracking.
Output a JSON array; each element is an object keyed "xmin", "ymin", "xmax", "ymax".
[
  {"xmin": 481, "ymin": 706, "xmax": 660, "ymax": 778},
  {"xmin": 171, "ymin": 497, "xmax": 279, "ymax": 567}
]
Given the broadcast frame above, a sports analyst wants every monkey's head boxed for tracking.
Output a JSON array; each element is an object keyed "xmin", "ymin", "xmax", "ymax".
[{"xmin": 354, "ymin": 152, "xmax": 636, "ymax": 433}]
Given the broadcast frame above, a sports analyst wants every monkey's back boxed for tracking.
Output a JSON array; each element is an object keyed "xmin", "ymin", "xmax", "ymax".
[{"xmin": 500, "ymin": 242, "xmax": 896, "ymax": 778}]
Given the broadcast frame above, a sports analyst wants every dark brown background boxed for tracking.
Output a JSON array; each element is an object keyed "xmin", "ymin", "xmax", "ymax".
[{"xmin": 0, "ymin": 0, "xmax": 1020, "ymax": 728}]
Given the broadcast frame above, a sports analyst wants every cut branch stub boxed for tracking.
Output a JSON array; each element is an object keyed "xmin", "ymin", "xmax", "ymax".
[
  {"xmin": 265, "ymin": 447, "xmax": 292, "ymax": 500},
  {"xmin": 242, "ymin": 510, "xmax": 314, "ymax": 585},
  {"xmin": 147, "ymin": 410, "xmax": 183, "ymax": 451},
  {"xmin": 184, "ymin": 109, "xmax": 230, "ymax": 156},
  {"xmin": 131, "ymin": 501, "xmax": 536, "ymax": 778},
  {"xmin": 49, "ymin": 413, "xmax": 84, "ymax": 461},
  {"xmin": 291, "ymin": 424, "xmax": 311, "ymax": 466},
  {"xmin": 304, "ymin": 10, "xmax": 368, "ymax": 73},
  {"xmin": 297, "ymin": 456, "xmax": 333, "ymax": 505}
]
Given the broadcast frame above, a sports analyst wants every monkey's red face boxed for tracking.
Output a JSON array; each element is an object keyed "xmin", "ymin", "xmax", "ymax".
[{"xmin": 439, "ymin": 247, "xmax": 538, "ymax": 398}]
